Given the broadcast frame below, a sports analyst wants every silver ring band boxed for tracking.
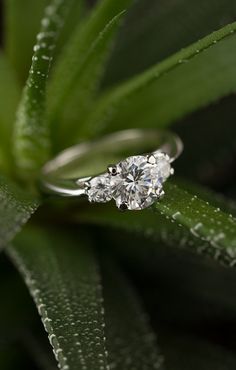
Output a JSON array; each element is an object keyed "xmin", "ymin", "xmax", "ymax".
[{"xmin": 40, "ymin": 129, "xmax": 183, "ymax": 210}]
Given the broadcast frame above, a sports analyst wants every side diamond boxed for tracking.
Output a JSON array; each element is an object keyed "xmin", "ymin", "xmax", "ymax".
[
  {"xmin": 154, "ymin": 153, "xmax": 171, "ymax": 183},
  {"xmin": 86, "ymin": 175, "xmax": 112, "ymax": 203}
]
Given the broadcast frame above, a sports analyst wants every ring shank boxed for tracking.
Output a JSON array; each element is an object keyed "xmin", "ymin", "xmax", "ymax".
[{"xmin": 40, "ymin": 129, "xmax": 183, "ymax": 197}]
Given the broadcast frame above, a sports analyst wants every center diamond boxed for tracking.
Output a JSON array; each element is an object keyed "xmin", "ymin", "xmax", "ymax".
[{"xmin": 111, "ymin": 154, "xmax": 171, "ymax": 210}]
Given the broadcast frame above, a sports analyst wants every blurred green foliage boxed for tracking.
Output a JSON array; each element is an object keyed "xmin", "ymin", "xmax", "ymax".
[{"xmin": 0, "ymin": 0, "xmax": 236, "ymax": 369}]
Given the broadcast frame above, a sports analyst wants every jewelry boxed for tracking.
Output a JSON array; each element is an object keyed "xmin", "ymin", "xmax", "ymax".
[{"xmin": 40, "ymin": 129, "xmax": 183, "ymax": 211}]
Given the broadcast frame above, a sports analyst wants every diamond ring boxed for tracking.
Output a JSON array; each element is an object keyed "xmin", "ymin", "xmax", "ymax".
[{"xmin": 40, "ymin": 129, "xmax": 183, "ymax": 211}]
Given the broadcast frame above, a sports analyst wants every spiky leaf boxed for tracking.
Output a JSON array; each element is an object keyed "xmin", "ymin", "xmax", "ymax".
[
  {"xmin": 48, "ymin": 0, "xmax": 132, "ymax": 150},
  {"xmin": 13, "ymin": 0, "xmax": 75, "ymax": 177},
  {"xmin": 0, "ymin": 175, "xmax": 38, "ymax": 249},
  {"xmin": 76, "ymin": 181, "xmax": 236, "ymax": 266},
  {"xmin": 4, "ymin": 0, "xmax": 47, "ymax": 83},
  {"xmin": 8, "ymin": 226, "xmax": 164, "ymax": 369},
  {"xmin": 81, "ymin": 22, "xmax": 236, "ymax": 137}
]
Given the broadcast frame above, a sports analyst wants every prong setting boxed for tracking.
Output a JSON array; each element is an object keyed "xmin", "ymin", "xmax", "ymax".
[
  {"xmin": 155, "ymin": 188, "xmax": 165, "ymax": 199},
  {"xmin": 84, "ymin": 180, "xmax": 91, "ymax": 190},
  {"xmin": 107, "ymin": 165, "xmax": 117, "ymax": 176},
  {"xmin": 147, "ymin": 155, "xmax": 156, "ymax": 165},
  {"xmin": 119, "ymin": 202, "xmax": 128, "ymax": 211}
]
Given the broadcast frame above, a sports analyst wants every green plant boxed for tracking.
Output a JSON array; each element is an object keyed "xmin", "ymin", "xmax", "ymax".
[{"xmin": 1, "ymin": 0, "xmax": 236, "ymax": 368}]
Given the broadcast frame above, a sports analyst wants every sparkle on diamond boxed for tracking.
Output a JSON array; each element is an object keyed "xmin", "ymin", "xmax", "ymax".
[
  {"xmin": 111, "ymin": 154, "xmax": 171, "ymax": 210},
  {"xmin": 87, "ymin": 175, "xmax": 112, "ymax": 203}
]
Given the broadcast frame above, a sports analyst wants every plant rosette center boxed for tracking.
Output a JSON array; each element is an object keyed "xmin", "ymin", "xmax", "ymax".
[{"xmin": 86, "ymin": 153, "xmax": 172, "ymax": 210}]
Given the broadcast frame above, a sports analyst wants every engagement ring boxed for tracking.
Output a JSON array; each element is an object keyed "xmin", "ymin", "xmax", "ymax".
[{"xmin": 40, "ymin": 129, "xmax": 183, "ymax": 211}]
